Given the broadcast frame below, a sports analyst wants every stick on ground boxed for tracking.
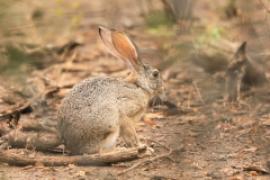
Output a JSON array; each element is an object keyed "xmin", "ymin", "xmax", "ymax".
[{"xmin": 0, "ymin": 146, "xmax": 146, "ymax": 166}]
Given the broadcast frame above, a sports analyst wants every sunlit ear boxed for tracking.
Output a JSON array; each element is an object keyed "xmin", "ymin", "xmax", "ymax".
[
  {"xmin": 98, "ymin": 26, "xmax": 140, "ymax": 71},
  {"xmin": 235, "ymin": 41, "xmax": 247, "ymax": 58},
  {"xmin": 99, "ymin": 26, "xmax": 121, "ymax": 59},
  {"xmin": 111, "ymin": 31, "xmax": 139, "ymax": 67}
]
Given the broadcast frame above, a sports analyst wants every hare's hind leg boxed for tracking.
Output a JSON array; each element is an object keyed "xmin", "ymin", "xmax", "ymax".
[
  {"xmin": 120, "ymin": 117, "xmax": 139, "ymax": 147},
  {"xmin": 99, "ymin": 126, "xmax": 120, "ymax": 153}
]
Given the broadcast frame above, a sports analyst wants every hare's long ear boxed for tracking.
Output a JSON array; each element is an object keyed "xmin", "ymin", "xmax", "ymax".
[
  {"xmin": 99, "ymin": 26, "xmax": 140, "ymax": 71},
  {"xmin": 235, "ymin": 41, "xmax": 247, "ymax": 58}
]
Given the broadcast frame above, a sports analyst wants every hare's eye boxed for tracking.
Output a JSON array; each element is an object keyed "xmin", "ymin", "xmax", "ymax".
[{"xmin": 152, "ymin": 70, "xmax": 159, "ymax": 78}]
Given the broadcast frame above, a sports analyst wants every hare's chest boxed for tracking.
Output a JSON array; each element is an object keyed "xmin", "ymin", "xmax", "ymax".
[{"xmin": 117, "ymin": 88, "xmax": 148, "ymax": 120}]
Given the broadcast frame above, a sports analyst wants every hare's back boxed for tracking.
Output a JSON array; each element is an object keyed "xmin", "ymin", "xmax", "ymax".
[
  {"xmin": 58, "ymin": 77, "xmax": 120, "ymax": 135},
  {"xmin": 61, "ymin": 77, "xmax": 119, "ymax": 111}
]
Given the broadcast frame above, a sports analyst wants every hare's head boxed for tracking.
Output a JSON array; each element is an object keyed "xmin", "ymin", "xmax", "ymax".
[
  {"xmin": 233, "ymin": 41, "xmax": 247, "ymax": 64},
  {"xmin": 98, "ymin": 26, "xmax": 163, "ymax": 96}
]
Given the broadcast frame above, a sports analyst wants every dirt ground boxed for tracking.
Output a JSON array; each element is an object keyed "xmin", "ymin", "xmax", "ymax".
[{"xmin": 0, "ymin": 0, "xmax": 270, "ymax": 179}]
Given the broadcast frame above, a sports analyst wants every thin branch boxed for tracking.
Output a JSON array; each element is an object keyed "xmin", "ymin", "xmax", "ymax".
[
  {"xmin": 118, "ymin": 146, "xmax": 173, "ymax": 175},
  {"xmin": 192, "ymin": 82, "xmax": 205, "ymax": 104},
  {"xmin": 0, "ymin": 146, "xmax": 146, "ymax": 166}
]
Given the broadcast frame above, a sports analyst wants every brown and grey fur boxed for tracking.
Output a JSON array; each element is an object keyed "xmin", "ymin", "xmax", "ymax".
[
  {"xmin": 58, "ymin": 27, "xmax": 163, "ymax": 154},
  {"xmin": 225, "ymin": 41, "xmax": 268, "ymax": 102},
  {"xmin": 225, "ymin": 42, "xmax": 247, "ymax": 102}
]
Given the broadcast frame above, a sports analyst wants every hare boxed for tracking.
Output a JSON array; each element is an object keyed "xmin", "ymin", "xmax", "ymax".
[
  {"xmin": 57, "ymin": 26, "xmax": 163, "ymax": 155},
  {"xmin": 225, "ymin": 41, "xmax": 269, "ymax": 102},
  {"xmin": 225, "ymin": 42, "xmax": 247, "ymax": 102}
]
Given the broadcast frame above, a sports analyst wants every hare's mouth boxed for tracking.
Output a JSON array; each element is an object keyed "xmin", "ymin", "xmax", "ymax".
[{"xmin": 151, "ymin": 87, "xmax": 163, "ymax": 98}]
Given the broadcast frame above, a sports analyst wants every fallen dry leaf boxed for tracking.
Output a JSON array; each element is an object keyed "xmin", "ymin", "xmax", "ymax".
[
  {"xmin": 143, "ymin": 117, "xmax": 156, "ymax": 127},
  {"xmin": 143, "ymin": 112, "xmax": 164, "ymax": 126}
]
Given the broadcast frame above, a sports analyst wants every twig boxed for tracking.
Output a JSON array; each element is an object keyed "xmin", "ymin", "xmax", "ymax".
[
  {"xmin": 0, "ymin": 102, "xmax": 32, "ymax": 124},
  {"xmin": 117, "ymin": 145, "xmax": 173, "ymax": 175},
  {"xmin": 146, "ymin": 139, "xmax": 175, "ymax": 162},
  {"xmin": 1, "ymin": 130, "xmax": 60, "ymax": 151},
  {"xmin": 243, "ymin": 165, "xmax": 270, "ymax": 175},
  {"xmin": 139, "ymin": 172, "xmax": 178, "ymax": 180},
  {"xmin": 192, "ymin": 82, "xmax": 205, "ymax": 104},
  {"xmin": 146, "ymin": 138, "xmax": 170, "ymax": 151}
]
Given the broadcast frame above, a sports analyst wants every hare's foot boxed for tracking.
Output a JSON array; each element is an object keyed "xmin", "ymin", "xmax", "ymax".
[{"xmin": 98, "ymin": 127, "xmax": 120, "ymax": 154}]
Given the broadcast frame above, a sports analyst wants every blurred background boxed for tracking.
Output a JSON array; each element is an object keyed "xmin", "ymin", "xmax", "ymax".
[
  {"xmin": 1, "ymin": 1, "xmax": 270, "ymax": 179},
  {"xmin": 1, "ymin": 0, "xmax": 270, "ymax": 84}
]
